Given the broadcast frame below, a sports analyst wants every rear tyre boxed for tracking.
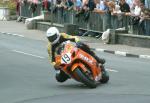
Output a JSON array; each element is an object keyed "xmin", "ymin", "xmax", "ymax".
[
  {"xmin": 74, "ymin": 68, "xmax": 97, "ymax": 88},
  {"xmin": 100, "ymin": 70, "xmax": 109, "ymax": 83},
  {"xmin": 55, "ymin": 70, "xmax": 69, "ymax": 83}
]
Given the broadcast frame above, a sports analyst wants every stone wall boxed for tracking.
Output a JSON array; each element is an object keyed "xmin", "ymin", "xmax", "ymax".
[{"xmin": 116, "ymin": 34, "xmax": 150, "ymax": 48}]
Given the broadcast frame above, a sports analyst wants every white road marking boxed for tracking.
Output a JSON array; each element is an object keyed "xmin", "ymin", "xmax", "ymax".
[
  {"xmin": 12, "ymin": 50, "xmax": 45, "ymax": 59},
  {"xmin": 115, "ymin": 51, "xmax": 126, "ymax": 56},
  {"xmin": 11, "ymin": 33, "xmax": 24, "ymax": 37},
  {"xmin": 139, "ymin": 55, "xmax": 150, "ymax": 59},
  {"xmin": 1, "ymin": 32, "xmax": 5, "ymax": 34},
  {"xmin": 0, "ymin": 32, "xmax": 24, "ymax": 37},
  {"xmin": 106, "ymin": 68, "xmax": 118, "ymax": 73},
  {"xmin": 95, "ymin": 48, "xmax": 105, "ymax": 52}
]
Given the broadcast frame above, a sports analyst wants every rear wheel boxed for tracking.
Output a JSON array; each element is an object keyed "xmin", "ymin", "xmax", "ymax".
[
  {"xmin": 100, "ymin": 70, "xmax": 109, "ymax": 83},
  {"xmin": 74, "ymin": 68, "xmax": 97, "ymax": 88}
]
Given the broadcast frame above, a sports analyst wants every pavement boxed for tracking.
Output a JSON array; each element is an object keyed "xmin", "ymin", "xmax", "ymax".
[{"xmin": 0, "ymin": 20, "xmax": 150, "ymax": 60}]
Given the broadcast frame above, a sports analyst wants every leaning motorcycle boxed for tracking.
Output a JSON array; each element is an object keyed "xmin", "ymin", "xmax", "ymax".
[{"xmin": 54, "ymin": 41, "xmax": 109, "ymax": 88}]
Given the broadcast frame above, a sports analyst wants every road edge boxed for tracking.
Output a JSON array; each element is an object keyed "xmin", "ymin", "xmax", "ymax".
[
  {"xmin": 91, "ymin": 48, "xmax": 150, "ymax": 60},
  {"xmin": 1, "ymin": 31, "xmax": 150, "ymax": 60}
]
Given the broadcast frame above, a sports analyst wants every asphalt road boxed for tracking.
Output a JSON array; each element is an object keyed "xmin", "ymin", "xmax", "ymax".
[{"xmin": 0, "ymin": 33, "xmax": 150, "ymax": 103}]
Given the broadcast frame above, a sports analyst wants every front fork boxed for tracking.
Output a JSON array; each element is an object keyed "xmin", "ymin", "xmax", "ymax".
[{"xmin": 71, "ymin": 63, "xmax": 88, "ymax": 73}]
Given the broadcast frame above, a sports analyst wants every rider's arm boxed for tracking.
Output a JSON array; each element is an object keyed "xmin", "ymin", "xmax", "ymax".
[
  {"xmin": 61, "ymin": 33, "xmax": 80, "ymax": 42},
  {"xmin": 64, "ymin": 37, "xmax": 76, "ymax": 42},
  {"xmin": 47, "ymin": 43, "xmax": 56, "ymax": 65},
  {"xmin": 68, "ymin": 36, "xmax": 80, "ymax": 42},
  {"xmin": 47, "ymin": 42, "xmax": 51, "ymax": 60},
  {"xmin": 51, "ymin": 44, "xmax": 56, "ymax": 63}
]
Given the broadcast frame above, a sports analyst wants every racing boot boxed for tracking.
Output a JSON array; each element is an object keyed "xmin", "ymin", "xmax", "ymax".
[
  {"xmin": 100, "ymin": 64, "xmax": 105, "ymax": 72},
  {"xmin": 99, "ymin": 58, "xmax": 105, "ymax": 64},
  {"xmin": 95, "ymin": 55, "xmax": 105, "ymax": 64}
]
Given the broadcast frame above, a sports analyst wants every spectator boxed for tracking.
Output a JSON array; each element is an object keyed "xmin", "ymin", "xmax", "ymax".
[
  {"xmin": 107, "ymin": 1, "xmax": 116, "ymax": 13},
  {"xmin": 81, "ymin": 0, "xmax": 96, "ymax": 11},
  {"xmin": 140, "ymin": 3, "xmax": 150, "ymax": 35},
  {"xmin": 56, "ymin": 0, "xmax": 62, "ymax": 5},
  {"xmin": 29, "ymin": 1, "xmax": 38, "ymax": 17},
  {"xmin": 119, "ymin": 0, "xmax": 130, "ymax": 13},
  {"xmin": 126, "ymin": 0, "xmax": 133, "ymax": 8},
  {"xmin": 42, "ymin": 0, "xmax": 52, "ymax": 12},
  {"xmin": 56, "ymin": 0, "xmax": 74, "ymax": 22},
  {"xmin": 110, "ymin": 2, "xmax": 122, "ymax": 29},
  {"xmin": 15, "ymin": 0, "xmax": 21, "ymax": 16},
  {"xmin": 66, "ymin": 0, "xmax": 74, "ymax": 10},
  {"xmin": 72, "ymin": 0, "xmax": 82, "ymax": 11},
  {"xmin": 129, "ymin": 0, "xmax": 143, "ymax": 34},
  {"xmin": 128, "ymin": 0, "xmax": 141, "ymax": 24},
  {"xmin": 94, "ymin": 0, "xmax": 106, "ymax": 13},
  {"xmin": 87, "ymin": 0, "xmax": 96, "ymax": 11},
  {"xmin": 145, "ymin": 0, "xmax": 150, "ymax": 9},
  {"xmin": 75, "ymin": 0, "xmax": 95, "ymax": 21},
  {"xmin": 51, "ymin": 0, "xmax": 62, "ymax": 13},
  {"xmin": 112, "ymin": 4, "xmax": 121, "ymax": 14},
  {"xmin": 133, "ymin": 1, "xmax": 142, "ymax": 16},
  {"xmin": 140, "ymin": 0, "xmax": 145, "ymax": 4},
  {"xmin": 57, "ymin": 0, "xmax": 73, "ymax": 10},
  {"xmin": 136, "ymin": 3, "xmax": 145, "ymax": 35},
  {"xmin": 117, "ymin": 0, "xmax": 130, "ymax": 28},
  {"xmin": 94, "ymin": 0, "xmax": 111, "ymax": 31}
]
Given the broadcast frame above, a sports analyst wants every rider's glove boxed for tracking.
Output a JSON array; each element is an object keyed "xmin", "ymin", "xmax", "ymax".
[
  {"xmin": 75, "ymin": 36, "xmax": 80, "ymax": 42},
  {"xmin": 52, "ymin": 62, "xmax": 60, "ymax": 70},
  {"xmin": 52, "ymin": 62, "xmax": 56, "ymax": 66}
]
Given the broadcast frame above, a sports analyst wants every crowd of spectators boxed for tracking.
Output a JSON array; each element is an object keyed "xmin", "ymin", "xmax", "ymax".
[{"xmin": 15, "ymin": 0, "xmax": 150, "ymax": 35}]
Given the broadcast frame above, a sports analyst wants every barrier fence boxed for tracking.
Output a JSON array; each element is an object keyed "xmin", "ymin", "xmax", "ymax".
[
  {"xmin": 20, "ymin": 2, "xmax": 150, "ymax": 36},
  {"xmin": 20, "ymin": 3, "xmax": 41, "ymax": 18}
]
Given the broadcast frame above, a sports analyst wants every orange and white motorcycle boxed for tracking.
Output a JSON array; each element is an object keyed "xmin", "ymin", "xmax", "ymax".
[{"xmin": 54, "ymin": 41, "xmax": 109, "ymax": 88}]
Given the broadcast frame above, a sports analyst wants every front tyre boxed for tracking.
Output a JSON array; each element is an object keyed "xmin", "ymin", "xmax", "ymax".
[
  {"xmin": 74, "ymin": 68, "xmax": 97, "ymax": 88},
  {"xmin": 55, "ymin": 70, "xmax": 69, "ymax": 83}
]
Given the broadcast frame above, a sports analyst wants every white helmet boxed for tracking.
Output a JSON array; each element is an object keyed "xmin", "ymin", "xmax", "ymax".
[{"xmin": 46, "ymin": 27, "xmax": 60, "ymax": 44}]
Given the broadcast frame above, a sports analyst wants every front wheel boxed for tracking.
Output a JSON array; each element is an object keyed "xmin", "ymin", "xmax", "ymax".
[
  {"xmin": 74, "ymin": 68, "xmax": 97, "ymax": 88},
  {"xmin": 55, "ymin": 70, "xmax": 69, "ymax": 83}
]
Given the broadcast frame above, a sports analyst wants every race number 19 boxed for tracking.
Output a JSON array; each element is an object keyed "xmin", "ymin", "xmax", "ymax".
[{"xmin": 61, "ymin": 53, "xmax": 71, "ymax": 64}]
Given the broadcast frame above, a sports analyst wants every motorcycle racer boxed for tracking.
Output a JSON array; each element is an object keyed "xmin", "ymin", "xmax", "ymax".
[{"xmin": 46, "ymin": 27, "xmax": 105, "ymax": 82}]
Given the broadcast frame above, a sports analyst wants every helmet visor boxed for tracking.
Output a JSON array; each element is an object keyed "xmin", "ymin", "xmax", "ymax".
[{"xmin": 48, "ymin": 33, "xmax": 58, "ymax": 42}]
